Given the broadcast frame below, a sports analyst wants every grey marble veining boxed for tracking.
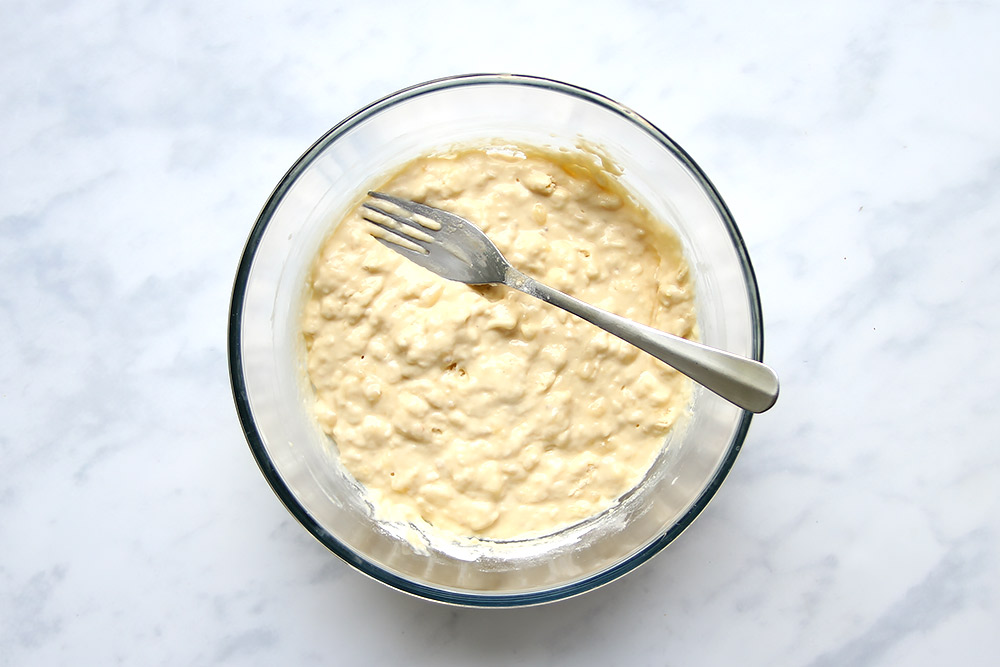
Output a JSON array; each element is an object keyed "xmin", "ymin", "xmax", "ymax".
[{"xmin": 2, "ymin": 0, "xmax": 999, "ymax": 665}]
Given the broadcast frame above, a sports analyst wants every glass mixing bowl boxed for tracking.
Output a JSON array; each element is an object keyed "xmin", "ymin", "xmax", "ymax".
[{"xmin": 228, "ymin": 74, "xmax": 763, "ymax": 606}]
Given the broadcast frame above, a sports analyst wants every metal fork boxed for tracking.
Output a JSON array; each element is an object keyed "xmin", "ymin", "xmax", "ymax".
[{"xmin": 362, "ymin": 191, "xmax": 779, "ymax": 413}]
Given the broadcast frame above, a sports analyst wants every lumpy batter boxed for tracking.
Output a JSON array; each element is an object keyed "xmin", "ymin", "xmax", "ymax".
[{"xmin": 301, "ymin": 144, "xmax": 696, "ymax": 540}]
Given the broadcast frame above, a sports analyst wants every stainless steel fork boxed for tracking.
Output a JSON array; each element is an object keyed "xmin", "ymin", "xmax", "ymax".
[{"xmin": 362, "ymin": 191, "xmax": 778, "ymax": 413}]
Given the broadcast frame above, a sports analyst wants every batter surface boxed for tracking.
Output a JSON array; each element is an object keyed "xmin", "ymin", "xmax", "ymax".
[{"xmin": 302, "ymin": 144, "xmax": 696, "ymax": 539}]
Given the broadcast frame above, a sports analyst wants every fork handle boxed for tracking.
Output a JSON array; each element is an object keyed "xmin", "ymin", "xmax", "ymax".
[{"xmin": 505, "ymin": 268, "xmax": 779, "ymax": 413}]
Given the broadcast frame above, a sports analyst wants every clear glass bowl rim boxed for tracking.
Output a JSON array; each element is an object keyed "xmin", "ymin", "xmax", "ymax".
[{"xmin": 227, "ymin": 73, "xmax": 764, "ymax": 607}]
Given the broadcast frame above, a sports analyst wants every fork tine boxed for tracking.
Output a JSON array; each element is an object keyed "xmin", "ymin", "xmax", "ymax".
[
  {"xmin": 372, "ymin": 233, "xmax": 431, "ymax": 263},
  {"xmin": 368, "ymin": 192, "xmax": 443, "ymax": 230},
  {"xmin": 362, "ymin": 202, "xmax": 436, "ymax": 240},
  {"xmin": 362, "ymin": 211, "xmax": 431, "ymax": 254}
]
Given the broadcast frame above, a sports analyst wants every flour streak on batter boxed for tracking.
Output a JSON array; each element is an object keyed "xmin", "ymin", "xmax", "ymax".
[{"xmin": 302, "ymin": 144, "xmax": 696, "ymax": 539}]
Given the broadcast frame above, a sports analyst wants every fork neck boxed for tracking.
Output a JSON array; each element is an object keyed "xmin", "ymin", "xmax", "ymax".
[{"xmin": 502, "ymin": 265, "xmax": 543, "ymax": 298}]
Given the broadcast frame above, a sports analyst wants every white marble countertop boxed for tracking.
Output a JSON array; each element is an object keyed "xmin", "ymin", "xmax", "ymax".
[{"xmin": 3, "ymin": 1, "xmax": 999, "ymax": 664}]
